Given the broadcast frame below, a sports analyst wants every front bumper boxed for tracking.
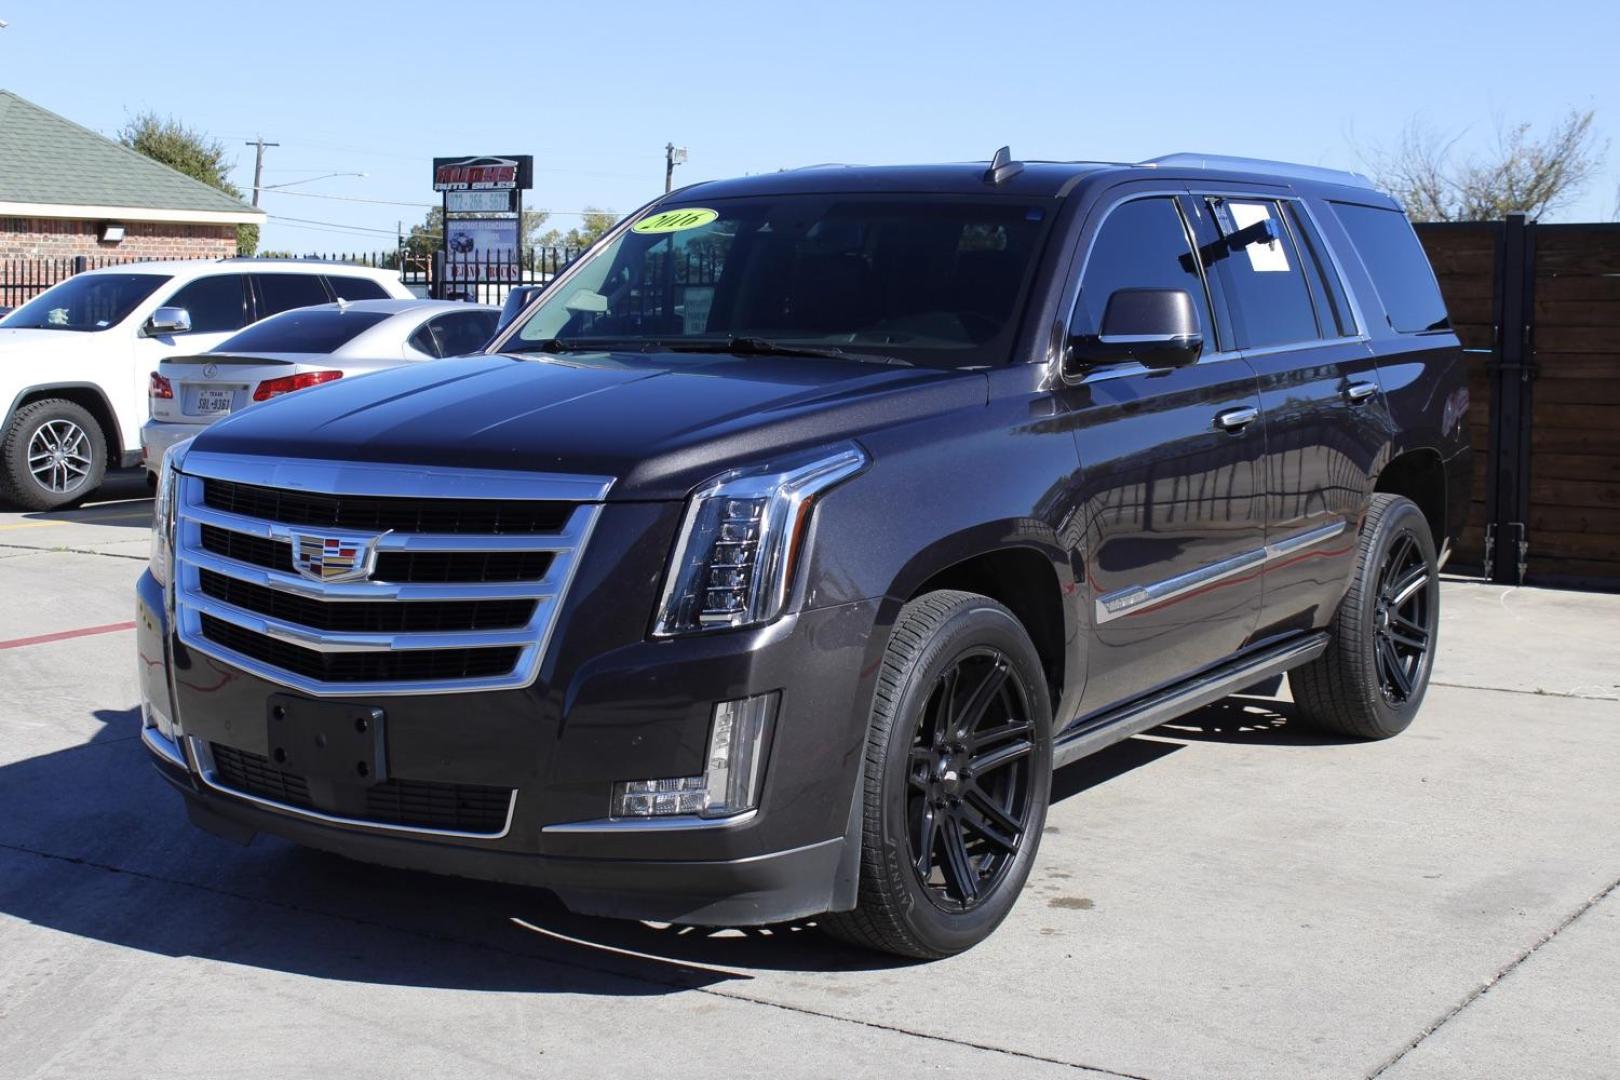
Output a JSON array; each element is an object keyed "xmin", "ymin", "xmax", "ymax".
[{"xmin": 136, "ymin": 566, "xmax": 883, "ymax": 925}]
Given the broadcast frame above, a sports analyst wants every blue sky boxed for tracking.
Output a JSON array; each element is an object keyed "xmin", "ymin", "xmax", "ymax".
[{"xmin": 2, "ymin": 0, "xmax": 1615, "ymax": 251}]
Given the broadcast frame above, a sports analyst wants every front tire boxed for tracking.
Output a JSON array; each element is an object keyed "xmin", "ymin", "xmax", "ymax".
[
  {"xmin": 822, "ymin": 590, "xmax": 1052, "ymax": 959},
  {"xmin": 0, "ymin": 399, "xmax": 108, "ymax": 511},
  {"xmin": 1291, "ymin": 494, "xmax": 1440, "ymax": 739}
]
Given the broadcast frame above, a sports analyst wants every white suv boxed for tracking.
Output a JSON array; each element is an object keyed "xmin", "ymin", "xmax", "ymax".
[{"xmin": 0, "ymin": 259, "xmax": 411, "ymax": 509}]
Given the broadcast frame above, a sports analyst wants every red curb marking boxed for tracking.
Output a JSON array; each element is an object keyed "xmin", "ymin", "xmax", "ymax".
[{"xmin": 0, "ymin": 621, "xmax": 137, "ymax": 651}]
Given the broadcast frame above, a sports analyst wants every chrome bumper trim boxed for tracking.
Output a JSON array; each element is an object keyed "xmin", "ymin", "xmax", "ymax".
[
  {"xmin": 542, "ymin": 809, "xmax": 759, "ymax": 834},
  {"xmin": 188, "ymin": 738, "xmax": 517, "ymax": 841},
  {"xmin": 141, "ymin": 723, "xmax": 187, "ymax": 769}
]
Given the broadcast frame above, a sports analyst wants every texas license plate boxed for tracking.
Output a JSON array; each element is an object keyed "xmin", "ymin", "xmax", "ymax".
[{"xmin": 195, "ymin": 387, "xmax": 234, "ymax": 415}]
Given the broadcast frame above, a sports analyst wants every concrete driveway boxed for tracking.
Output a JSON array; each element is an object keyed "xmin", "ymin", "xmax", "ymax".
[{"xmin": 2, "ymin": 474, "xmax": 1616, "ymax": 1079}]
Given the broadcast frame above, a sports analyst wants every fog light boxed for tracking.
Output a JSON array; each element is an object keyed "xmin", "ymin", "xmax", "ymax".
[{"xmin": 611, "ymin": 693, "xmax": 777, "ymax": 819}]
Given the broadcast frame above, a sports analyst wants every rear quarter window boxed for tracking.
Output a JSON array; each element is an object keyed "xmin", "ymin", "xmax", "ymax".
[
  {"xmin": 326, "ymin": 275, "xmax": 392, "ymax": 301},
  {"xmin": 217, "ymin": 310, "xmax": 391, "ymax": 354},
  {"xmin": 1331, "ymin": 203, "xmax": 1450, "ymax": 333}
]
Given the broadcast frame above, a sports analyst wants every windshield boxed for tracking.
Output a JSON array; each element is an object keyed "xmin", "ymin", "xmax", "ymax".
[
  {"xmin": 0, "ymin": 273, "xmax": 171, "ymax": 332},
  {"xmin": 218, "ymin": 309, "xmax": 391, "ymax": 354},
  {"xmin": 510, "ymin": 195, "xmax": 1055, "ymax": 367}
]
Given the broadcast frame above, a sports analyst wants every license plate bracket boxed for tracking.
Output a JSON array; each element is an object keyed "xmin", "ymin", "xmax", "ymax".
[{"xmin": 266, "ymin": 694, "xmax": 387, "ymax": 785}]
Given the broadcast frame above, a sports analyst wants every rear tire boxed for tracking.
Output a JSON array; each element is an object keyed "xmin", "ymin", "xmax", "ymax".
[
  {"xmin": 822, "ymin": 590, "xmax": 1052, "ymax": 959},
  {"xmin": 1291, "ymin": 494, "xmax": 1439, "ymax": 739},
  {"xmin": 0, "ymin": 399, "xmax": 107, "ymax": 511}
]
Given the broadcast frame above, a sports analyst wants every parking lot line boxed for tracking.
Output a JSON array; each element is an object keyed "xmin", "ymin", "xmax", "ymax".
[{"xmin": 0, "ymin": 621, "xmax": 136, "ymax": 651}]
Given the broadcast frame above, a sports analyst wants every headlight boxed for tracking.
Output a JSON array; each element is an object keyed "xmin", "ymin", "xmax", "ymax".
[
  {"xmin": 653, "ymin": 444, "xmax": 867, "ymax": 636},
  {"xmin": 148, "ymin": 438, "xmax": 193, "ymax": 588}
]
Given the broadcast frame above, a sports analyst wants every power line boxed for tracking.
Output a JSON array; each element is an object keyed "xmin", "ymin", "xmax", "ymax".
[
  {"xmin": 265, "ymin": 189, "xmax": 615, "ymax": 216},
  {"xmin": 265, "ymin": 214, "xmax": 401, "ymax": 236}
]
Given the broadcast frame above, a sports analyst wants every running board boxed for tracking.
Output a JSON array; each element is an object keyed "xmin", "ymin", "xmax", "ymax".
[{"xmin": 1052, "ymin": 632, "xmax": 1330, "ymax": 769}]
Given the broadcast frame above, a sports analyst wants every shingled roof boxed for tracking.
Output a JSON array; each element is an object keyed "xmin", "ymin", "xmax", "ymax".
[{"xmin": 0, "ymin": 90, "xmax": 264, "ymax": 222}]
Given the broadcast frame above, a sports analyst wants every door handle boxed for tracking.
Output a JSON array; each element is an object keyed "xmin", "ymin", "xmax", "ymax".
[
  {"xmin": 1344, "ymin": 381, "xmax": 1378, "ymax": 404},
  {"xmin": 1215, "ymin": 406, "xmax": 1259, "ymax": 433}
]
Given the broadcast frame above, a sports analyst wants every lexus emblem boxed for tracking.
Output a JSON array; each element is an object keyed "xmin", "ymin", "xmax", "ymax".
[
  {"xmin": 202, "ymin": 363, "xmax": 219, "ymax": 378},
  {"xmin": 291, "ymin": 532, "xmax": 380, "ymax": 583}
]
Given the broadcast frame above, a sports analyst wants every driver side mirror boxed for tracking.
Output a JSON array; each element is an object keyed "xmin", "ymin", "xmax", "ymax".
[
  {"xmin": 145, "ymin": 306, "xmax": 191, "ymax": 336},
  {"xmin": 1064, "ymin": 288, "xmax": 1203, "ymax": 378}
]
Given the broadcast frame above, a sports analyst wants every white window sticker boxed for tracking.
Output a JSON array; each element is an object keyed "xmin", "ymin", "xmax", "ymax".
[{"xmin": 1230, "ymin": 202, "xmax": 1290, "ymax": 273}]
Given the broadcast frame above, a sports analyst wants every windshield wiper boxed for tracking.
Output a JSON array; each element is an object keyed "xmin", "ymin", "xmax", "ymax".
[
  {"xmin": 506, "ymin": 337, "xmax": 604, "ymax": 354},
  {"xmin": 668, "ymin": 336, "xmax": 911, "ymax": 366}
]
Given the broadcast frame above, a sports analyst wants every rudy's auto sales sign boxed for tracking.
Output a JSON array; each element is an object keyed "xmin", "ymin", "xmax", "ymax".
[{"xmin": 432, "ymin": 155, "xmax": 534, "ymax": 191}]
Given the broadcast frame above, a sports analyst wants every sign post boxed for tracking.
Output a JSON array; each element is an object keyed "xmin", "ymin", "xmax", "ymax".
[{"xmin": 430, "ymin": 155, "xmax": 534, "ymax": 299}]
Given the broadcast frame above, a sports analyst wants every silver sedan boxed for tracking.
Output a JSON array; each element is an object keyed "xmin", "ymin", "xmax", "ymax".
[{"xmin": 142, "ymin": 299, "xmax": 498, "ymax": 475}]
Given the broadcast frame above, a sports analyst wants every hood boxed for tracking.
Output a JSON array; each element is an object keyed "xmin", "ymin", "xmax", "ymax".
[{"xmin": 186, "ymin": 351, "xmax": 986, "ymax": 499}]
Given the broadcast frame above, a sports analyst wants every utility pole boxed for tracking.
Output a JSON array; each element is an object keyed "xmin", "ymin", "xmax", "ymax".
[
  {"xmin": 664, "ymin": 142, "xmax": 687, "ymax": 193},
  {"xmin": 244, "ymin": 136, "xmax": 280, "ymax": 207}
]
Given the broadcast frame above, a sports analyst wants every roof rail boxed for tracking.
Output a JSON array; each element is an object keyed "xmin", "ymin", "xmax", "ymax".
[{"xmin": 1143, "ymin": 153, "xmax": 1375, "ymax": 190}]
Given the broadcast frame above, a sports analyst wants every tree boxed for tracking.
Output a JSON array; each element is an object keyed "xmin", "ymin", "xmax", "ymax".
[
  {"xmin": 118, "ymin": 112, "xmax": 259, "ymax": 255},
  {"xmin": 1360, "ymin": 109, "xmax": 1606, "ymax": 222},
  {"xmin": 537, "ymin": 207, "xmax": 619, "ymax": 250}
]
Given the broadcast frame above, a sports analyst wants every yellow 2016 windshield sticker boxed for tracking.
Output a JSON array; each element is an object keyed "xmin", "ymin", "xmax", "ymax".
[{"xmin": 631, "ymin": 208, "xmax": 719, "ymax": 234}]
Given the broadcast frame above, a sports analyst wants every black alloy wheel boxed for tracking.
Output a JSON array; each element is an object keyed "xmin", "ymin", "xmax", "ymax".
[
  {"xmin": 1291, "ymin": 494, "xmax": 1440, "ymax": 740},
  {"xmin": 1372, "ymin": 531, "xmax": 1433, "ymax": 705},
  {"xmin": 822, "ymin": 590, "xmax": 1052, "ymax": 959},
  {"xmin": 907, "ymin": 647, "xmax": 1037, "ymax": 910}
]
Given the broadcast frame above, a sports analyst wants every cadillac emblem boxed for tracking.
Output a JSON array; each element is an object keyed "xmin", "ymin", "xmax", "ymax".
[{"xmin": 292, "ymin": 533, "xmax": 379, "ymax": 583}]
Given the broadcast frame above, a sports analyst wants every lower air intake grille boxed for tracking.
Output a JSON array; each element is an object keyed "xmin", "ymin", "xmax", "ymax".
[
  {"xmin": 210, "ymin": 743, "xmax": 512, "ymax": 834},
  {"xmin": 199, "ymin": 614, "xmax": 520, "ymax": 683},
  {"xmin": 210, "ymin": 743, "xmax": 314, "ymax": 809}
]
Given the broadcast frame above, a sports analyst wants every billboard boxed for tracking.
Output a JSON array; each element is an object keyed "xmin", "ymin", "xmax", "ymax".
[{"xmin": 444, "ymin": 217, "xmax": 521, "ymax": 282}]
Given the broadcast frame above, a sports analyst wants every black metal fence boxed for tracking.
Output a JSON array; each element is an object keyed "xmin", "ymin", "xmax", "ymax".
[{"xmin": 0, "ymin": 247, "xmax": 584, "ymax": 310}]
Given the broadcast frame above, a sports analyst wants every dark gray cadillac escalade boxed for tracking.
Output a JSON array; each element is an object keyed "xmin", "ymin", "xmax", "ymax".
[{"xmin": 137, "ymin": 151, "xmax": 1470, "ymax": 957}]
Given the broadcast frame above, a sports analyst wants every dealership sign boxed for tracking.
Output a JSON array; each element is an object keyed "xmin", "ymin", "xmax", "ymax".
[{"xmin": 431, "ymin": 155, "xmax": 534, "ymax": 191}]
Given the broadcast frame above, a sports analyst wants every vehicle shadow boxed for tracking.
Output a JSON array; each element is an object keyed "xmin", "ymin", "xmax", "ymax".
[
  {"xmin": 3, "ymin": 468, "xmax": 152, "ymax": 525},
  {"xmin": 1152, "ymin": 694, "xmax": 1362, "ymax": 746},
  {"xmin": 0, "ymin": 689, "xmax": 1350, "ymax": 991},
  {"xmin": 0, "ymin": 706, "xmax": 908, "ymax": 998}
]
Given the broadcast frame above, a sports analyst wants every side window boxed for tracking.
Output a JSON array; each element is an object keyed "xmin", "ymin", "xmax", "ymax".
[
  {"xmin": 326, "ymin": 275, "xmax": 391, "ymax": 301},
  {"xmin": 1205, "ymin": 198, "xmax": 1320, "ymax": 350},
  {"xmin": 407, "ymin": 323, "xmax": 441, "ymax": 358},
  {"xmin": 430, "ymin": 311, "xmax": 498, "ymax": 357},
  {"xmin": 1284, "ymin": 203, "xmax": 1356, "ymax": 338},
  {"xmin": 1073, "ymin": 197, "xmax": 1213, "ymax": 340},
  {"xmin": 254, "ymin": 274, "xmax": 330, "ymax": 319},
  {"xmin": 1331, "ymin": 202, "xmax": 1450, "ymax": 333},
  {"xmin": 163, "ymin": 275, "xmax": 248, "ymax": 334}
]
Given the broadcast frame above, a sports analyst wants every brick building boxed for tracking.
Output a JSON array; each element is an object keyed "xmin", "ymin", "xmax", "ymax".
[{"xmin": 0, "ymin": 89, "xmax": 264, "ymax": 265}]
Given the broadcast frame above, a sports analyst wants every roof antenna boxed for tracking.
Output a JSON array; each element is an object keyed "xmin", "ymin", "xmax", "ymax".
[{"xmin": 984, "ymin": 145, "xmax": 1024, "ymax": 184}]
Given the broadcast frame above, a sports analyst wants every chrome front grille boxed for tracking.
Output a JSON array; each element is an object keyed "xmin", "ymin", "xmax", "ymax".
[{"xmin": 173, "ymin": 452, "xmax": 611, "ymax": 696}]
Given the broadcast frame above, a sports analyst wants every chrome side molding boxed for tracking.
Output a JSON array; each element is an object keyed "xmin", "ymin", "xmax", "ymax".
[{"xmin": 1095, "ymin": 518, "xmax": 1348, "ymax": 625}]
